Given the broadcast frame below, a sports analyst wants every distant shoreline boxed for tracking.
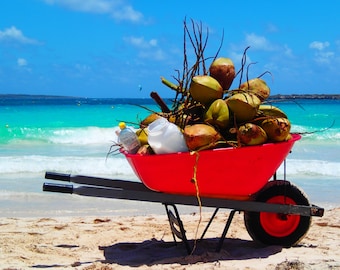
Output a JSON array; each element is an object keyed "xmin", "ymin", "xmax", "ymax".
[
  {"xmin": 0, "ymin": 93, "xmax": 340, "ymax": 100},
  {"xmin": 269, "ymin": 94, "xmax": 340, "ymax": 100}
]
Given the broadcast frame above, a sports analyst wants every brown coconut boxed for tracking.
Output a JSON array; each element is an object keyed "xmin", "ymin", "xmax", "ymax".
[
  {"xmin": 239, "ymin": 78, "xmax": 270, "ymax": 101},
  {"xmin": 238, "ymin": 123, "xmax": 267, "ymax": 146},
  {"xmin": 209, "ymin": 57, "xmax": 235, "ymax": 90},
  {"xmin": 140, "ymin": 113, "xmax": 162, "ymax": 128},
  {"xmin": 261, "ymin": 117, "xmax": 291, "ymax": 142},
  {"xmin": 183, "ymin": 124, "xmax": 223, "ymax": 151}
]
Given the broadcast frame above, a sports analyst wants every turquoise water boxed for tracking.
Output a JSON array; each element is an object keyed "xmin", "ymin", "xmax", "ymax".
[{"xmin": 0, "ymin": 97, "xmax": 339, "ymax": 217}]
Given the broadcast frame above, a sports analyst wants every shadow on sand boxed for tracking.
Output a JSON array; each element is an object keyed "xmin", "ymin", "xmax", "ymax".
[{"xmin": 99, "ymin": 237, "xmax": 283, "ymax": 266}]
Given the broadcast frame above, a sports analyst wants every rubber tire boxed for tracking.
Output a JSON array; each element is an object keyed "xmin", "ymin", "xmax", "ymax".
[{"xmin": 244, "ymin": 180, "xmax": 311, "ymax": 247}]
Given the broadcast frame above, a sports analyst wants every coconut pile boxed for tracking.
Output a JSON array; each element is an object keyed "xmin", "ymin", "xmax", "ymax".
[
  {"xmin": 126, "ymin": 21, "xmax": 292, "ymax": 155},
  {"xmin": 133, "ymin": 57, "xmax": 291, "ymax": 155}
]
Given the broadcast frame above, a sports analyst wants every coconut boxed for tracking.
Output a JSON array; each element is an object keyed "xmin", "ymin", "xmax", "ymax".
[
  {"xmin": 239, "ymin": 78, "xmax": 270, "ymax": 101},
  {"xmin": 261, "ymin": 117, "xmax": 291, "ymax": 142},
  {"xmin": 209, "ymin": 57, "xmax": 235, "ymax": 90},
  {"xmin": 226, "ymin": 92, "xmax": 261, "ymax": 123},
  {"xmin": 238, "ymin": 123, "xmax": 267, "ymax": 146},
  {"xmin": 204, "ymin": 99, "xmax": 230, "ymax": 129},
  {"xmin": 140, "ymin": 113, "xmax": 162, "ymax": 128},
  {"xmin": 189, "ymin": 75, "xmax": 223, "ymax": 105},
  {"xmin": 258, "ymin": 104, "xmax": 288, "ymax": 118},
  {"xmin": 168, "ymin": 113, "xmax": 189, "ymax": 128},
  {"xmin": 136, "ymin": 128, "xmax": 149, "ymax": 145},
  {"xmin": 183, "ymin": 124, "xmax": 223, "ymax": 151},
  {"xmin": 137, "ymin": 144, "xmax": 154, "ymax": 155}
]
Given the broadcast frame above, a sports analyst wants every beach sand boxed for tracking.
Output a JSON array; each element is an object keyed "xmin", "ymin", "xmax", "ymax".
[{"xmin": 1, "ymin": 207, "xmax": 339, "ymax": 270}]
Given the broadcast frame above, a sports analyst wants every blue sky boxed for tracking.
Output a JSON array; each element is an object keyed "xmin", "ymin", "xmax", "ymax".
[{"xmin": 1, "ymin": 0, "xmax": 340, "ymax": 98}]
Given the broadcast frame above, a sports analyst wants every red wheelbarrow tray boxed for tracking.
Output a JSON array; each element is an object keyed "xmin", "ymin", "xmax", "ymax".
[{"xmin": 123, "ymin": 133, "xmax": 301, "ymax": 200}]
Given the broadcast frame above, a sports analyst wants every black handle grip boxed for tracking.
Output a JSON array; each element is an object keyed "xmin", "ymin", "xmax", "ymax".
[
  {"xmin": 43, "ymin": 183, "xmax": 73, "ymax": 194},
  {"xmin": 45, "ymin": 172, "xmax": 71, "ymax": 182}
]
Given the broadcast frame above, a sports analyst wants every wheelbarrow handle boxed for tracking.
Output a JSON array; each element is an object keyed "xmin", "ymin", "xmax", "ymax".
[
  {"xmin": 45, "ymin": 172, "xmax": 71, "ymax": 182},
  {"xmin": 44, "ymin": 171, "xmax": 150, "ymax": 191},
  {"xmin": 43, "ymin": 183, "xmax": 73, "ymax": 194}
]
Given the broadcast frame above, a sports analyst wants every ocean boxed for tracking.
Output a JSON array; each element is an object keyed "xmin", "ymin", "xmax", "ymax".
[{"xmin": 0, "ymin": 96, "xmax": 339, "ymax": 217}]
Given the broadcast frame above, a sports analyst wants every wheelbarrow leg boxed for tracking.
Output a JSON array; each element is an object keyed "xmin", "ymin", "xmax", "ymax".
[
  {"xmin": 216, "ymin": 210, "xmax": 236, "ymax": 252},
  {"xmin": 164, "ymin": 203, "xmax": 192, "ymax": 254},
  {"xmin": 200, "ymin": 207, "xmax": 220, "ymax": 240}
]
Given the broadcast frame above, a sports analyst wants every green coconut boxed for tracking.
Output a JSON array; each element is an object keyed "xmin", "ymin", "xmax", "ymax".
[
  {"xmin": 258, "ymin": 104, "xmax": 288, "ymax": 118},
  {"xmin": 189, "ymin": 75, "xmax": 223, "ymax": 105},
  {"xmin": 239, "ymin": 78, "xmax": 270, "ymax": 101},
  {"xmin": 226, "ymin": 92, "xmax": 261, "ymax": 123},
  {"xmin": 261, "ymin": 117, "xmax": 291, "ymax": 142},
  {"xmin": 238, "ymin": 123, "xmax": 267, "ymax": 146},
  {"xmin": 136, "ymin": 128, "xmax": 149, "ymax": 145},
  {"xmin": 204, "ymin": 99, "xmax": 230, "ymax": 129}
]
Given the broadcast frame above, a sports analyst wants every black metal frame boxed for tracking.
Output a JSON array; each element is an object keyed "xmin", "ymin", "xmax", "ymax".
[
  {"xmin": 163, "ymin": 204, "xmax": 237, "ymax": 253},
  {"xmin": 43, "ymin": 171, "xmax": 324, "ymax": 254}
]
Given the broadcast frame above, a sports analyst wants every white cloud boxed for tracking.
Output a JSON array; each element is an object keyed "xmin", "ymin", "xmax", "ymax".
[
  {"xmin": 139, "ymin": 48, "xmax": 165, "ymax": 61},
  {"xmin": 124, "ymin": 36, "xmax": 158, "ymax": 49},
  {"xmin": 110, "ymin": 5, "xmax": 143, "ymax": 22},
  {"xmin": 45, "ymin": 0, "xmax": 111, "ymax": 12},
  {"xmin": 245, "ymin": 33, "xmax": 275, "ymax": 51},
  {"xmin": 309, "ymin": 41, "xmax": 330, "ymax": 50},
  {"xmin": 17, "ymin": 58, "xmax": 32, "ymax": 72},
  {"xmin": 149, "ymin": 39, "xmax": 158, "ymax": 47},
  {"xmin": 43, "ymin": 0, "xmax": 143, "ymax": 22},
  {"xmin": 309, "ymin": 41, "xmax": 334, "ymax": 64},
  {"xmin": 17, "ymin": 58, "xmax": 28, "ymax": 66},
  {"xmin": 283, "ymin": 44, "xmax": 293, "ymax": 58},
  {"xmin": 314, "ymin": 51, "xmax": 334, "ymax": 64},
  {"xmin": 0, "ymin": 26, "xmax": 39, "ymax": 44},
  {"xmin": 123, "ymin": 36, "xmax": 164, "ymax": 60},
  {"xmin": 229, "ymin": 51, "xmax": 247, "ymax": 66}
]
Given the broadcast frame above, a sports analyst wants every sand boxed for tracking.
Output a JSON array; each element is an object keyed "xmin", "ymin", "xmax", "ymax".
[{"xmin": 1, "ymin": 207, "xmax": 339, "ymax": 270}]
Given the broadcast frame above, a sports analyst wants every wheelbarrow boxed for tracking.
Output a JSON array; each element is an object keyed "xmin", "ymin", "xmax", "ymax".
[{"xmin": 43, "ymin": 133, "xmax": 324, "ymax": 254}]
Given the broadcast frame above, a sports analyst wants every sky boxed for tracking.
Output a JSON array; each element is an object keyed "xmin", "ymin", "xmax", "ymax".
[{"xmin": 1, "ymin": 0, "xmax": 340, "ymax": 98}]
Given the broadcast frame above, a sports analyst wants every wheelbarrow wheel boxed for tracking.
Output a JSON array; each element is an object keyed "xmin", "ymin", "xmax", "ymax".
[{"xmin": 244, "ymin": 180, "xmax": 311, "ymax": 247}]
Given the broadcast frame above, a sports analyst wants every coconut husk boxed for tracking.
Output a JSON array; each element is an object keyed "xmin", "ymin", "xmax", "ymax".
[
  {"xmin": 261, "ymin": 117, "xmax": 291, "ymax": 142},
  {"xmin": 239, "ymin": 78, "xmax": 270, "ymax": 101},
  {"xmin": 183, "ymin": 124, "xmax": 224, "ymax": 151},
  {"xmin": 257, "ymin": 104, "xmax": 288, "ymax": 118},
  {"xmin": 189, "ymin": 75, "xmax": 223, "ymax": 105},
  {"xmin": 226, "ymin": 92, "xmax": 261, "ymax": 123},
  {"xmin": 238, "ymin": 123, "xmax": 268, "ymax": 146}
]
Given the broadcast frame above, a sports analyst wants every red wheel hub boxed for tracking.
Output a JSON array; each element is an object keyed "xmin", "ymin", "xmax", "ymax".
[{"xmin": 259, "ymin": 196, "xmax": 300, "ymax": 237}]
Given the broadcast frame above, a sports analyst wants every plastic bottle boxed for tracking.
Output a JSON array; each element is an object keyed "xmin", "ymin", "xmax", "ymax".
[
  {"xmin": 147, "ymin": 117, "xmax": 188, "ymax": 154},
  {"xmin": 117, "ymin": 122, "xmax": 141, "ymax": 154}
]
